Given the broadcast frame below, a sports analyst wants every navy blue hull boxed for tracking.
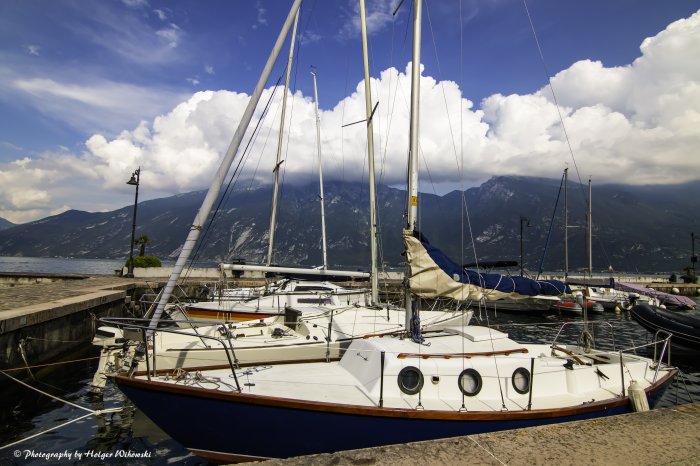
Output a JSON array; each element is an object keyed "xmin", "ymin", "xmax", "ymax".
[{"xmin": 116, "ymin": 375, "xmax": 673, "ymax": 462}]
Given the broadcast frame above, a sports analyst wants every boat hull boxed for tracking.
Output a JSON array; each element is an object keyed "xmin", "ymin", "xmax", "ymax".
[{"xmin": 115, "ymin": 369, "xmax": 675, "ymax": 463}]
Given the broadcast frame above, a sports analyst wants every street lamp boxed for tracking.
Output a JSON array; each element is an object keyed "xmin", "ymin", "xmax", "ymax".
[
  {"xmin": 520, "ymin": 216, "xmax": 531, "ymax": 277},
  {"xmin": 692, "ymin": 232, "xmax": 698, "ymax": 275},
  {"xmin": 125, "ymin": 167, "xmax": 141, "ymax": 278}
]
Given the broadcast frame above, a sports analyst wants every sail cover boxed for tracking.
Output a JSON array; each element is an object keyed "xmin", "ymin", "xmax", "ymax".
[{"xmin": 403, "ymin": 230, "xmax": 570, "ymax": 301}]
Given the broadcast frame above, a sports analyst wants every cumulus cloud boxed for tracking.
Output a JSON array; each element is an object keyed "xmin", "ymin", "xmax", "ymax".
[{"xmin": 1, "ymin": 9, "xmax": 699, "ymax": 223}]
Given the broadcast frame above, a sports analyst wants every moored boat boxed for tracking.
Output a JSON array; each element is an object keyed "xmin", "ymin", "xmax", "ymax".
[
  {"xmin": 631, "ymin": 303, "xmax": 700, "ymax": 351},
  {"xmin": 114, "ymin": 2, "xmax": 678, "ymax": 462}
]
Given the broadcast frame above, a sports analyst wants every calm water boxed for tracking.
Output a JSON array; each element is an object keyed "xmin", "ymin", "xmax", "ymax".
[
  {"xmin": 0, "ymin": 257, "xmax": 698, "ymax": 464},
  {"xmin": 0, "ymin": 257, "xmax": 129, "ymax": 276}
]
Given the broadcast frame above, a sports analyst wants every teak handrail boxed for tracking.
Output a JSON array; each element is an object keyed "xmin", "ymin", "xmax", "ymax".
[{"xmin": 397, "ymin": 348, "xmax": 528, "ymax": 359}]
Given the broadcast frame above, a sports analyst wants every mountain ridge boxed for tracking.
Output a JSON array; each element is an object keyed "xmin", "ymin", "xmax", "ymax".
[{"xmin": 0, "ymin": 176, "xmax": 697, "ymax": 273}]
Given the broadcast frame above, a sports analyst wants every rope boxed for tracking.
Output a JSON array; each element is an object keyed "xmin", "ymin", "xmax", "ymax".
[
  {"xmin": 1, "ymin": 413, "xmax": 96, "ymax": 450},
  {"xmin": 466, "ymin": 434, "xmax": 508, "ymax": 466},
  {"xmin": 0, "ymin": 370, "xmax": 122, "ymax": 450},
  {"xmin": 1, "ymin": 355, "xmax": 101, "ymax": 373}
]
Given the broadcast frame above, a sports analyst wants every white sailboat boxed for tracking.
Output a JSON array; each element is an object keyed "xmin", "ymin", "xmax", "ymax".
[
  {"xmin": 90, "ymin": 1, "xmax": 472, "ymax": 390},
  {"xmin": 113, "ymin": 1, "xmax": 677, "ymax": 462}
]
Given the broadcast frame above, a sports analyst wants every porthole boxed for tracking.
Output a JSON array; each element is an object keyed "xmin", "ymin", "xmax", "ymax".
[
  {"xmin": 458, "ymin": 368, "xmax": 482, "ymax": 397},
  {"xmin": 512, "ymin": 367, "xmax": 531, "ymax": 395},
  {"xmin": 397, "ymin": 366, "xmax": 424, "ymax": 395}
]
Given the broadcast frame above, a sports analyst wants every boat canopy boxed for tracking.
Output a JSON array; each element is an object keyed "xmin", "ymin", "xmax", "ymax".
[
  {"xmin": 404, "ymin": 230, "xmax": 570, "ymax": 301},
  {"xmin": 618, "ymin": 282, "xmax": 696, "ymax": 309}
]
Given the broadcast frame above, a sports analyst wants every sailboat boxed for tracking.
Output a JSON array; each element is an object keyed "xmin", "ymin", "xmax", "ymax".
[
  {"xmin": 177, "ymin": 16, "xmax": 370, "ymax": 322},
  {"xmin": 90, "ymin": 2, "xmax": 472, "ymax": 390},
  {"xmin": 113, "ymin": 1, "xmax": 677, "ymax": 462}
]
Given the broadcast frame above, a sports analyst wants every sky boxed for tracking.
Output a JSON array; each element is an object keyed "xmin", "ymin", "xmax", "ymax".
[{"xmin": 0, "ymin": 0, "xmax": 699, "ymax": 224}]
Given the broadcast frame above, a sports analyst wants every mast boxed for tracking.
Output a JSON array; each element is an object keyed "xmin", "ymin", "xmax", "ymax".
[
  {"xmin": 148, "ymin": 0, "xmax": 303, "ymax": 328},
  {"xmin": 311, "ymin": 70, "xmax": 328, "ymax": 270},
  {"xmin": 587, "ymin": 176, "xmax": 593, "ymax": 277},
  {"xmin": 405, "ymin": 0, "xmax": 422, "ymax": 332},
  {"xmin": 267, "ymin": 12, "xmax": 300, "ymax": 266},
  {"xmin": 564, "ymin": 167, "xmax": 568, "ymax": 278},
  {"xmin": 359, "ymin": 0, "xmax": 379, "ymax": 305}
]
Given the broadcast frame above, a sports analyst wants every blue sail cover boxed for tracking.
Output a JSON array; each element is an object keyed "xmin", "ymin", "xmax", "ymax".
[{"xmin": 414, "ymin": 231, "xmax": 570, "ymax": 297}]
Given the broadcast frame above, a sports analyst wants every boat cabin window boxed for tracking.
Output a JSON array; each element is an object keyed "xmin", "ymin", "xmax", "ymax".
[
  {"xmin": 511, "ymin": 367, "xmax": 531, "ymax": 395},
  {"xmin": 294, "ymin": 286, "xmax": 333, "ymax": 292},
  {"xmin": 397, "ymin": 366, "xmax": 424, "ymax": 395},
  {"xmin": 458, "ymin": 368, "xmax": 482, "ymax": 396}
]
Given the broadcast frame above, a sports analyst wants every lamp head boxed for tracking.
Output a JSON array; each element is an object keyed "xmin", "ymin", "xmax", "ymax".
[{"xmin": 126, "ymin": 173, "xmax": 138, "ymax": 186}]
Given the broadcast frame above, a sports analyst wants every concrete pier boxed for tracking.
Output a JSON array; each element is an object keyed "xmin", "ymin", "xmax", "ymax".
[
  {"xmin": 0, "ymin": 275, "xmax": 134, "ymax": 370},
  {"xmin": 257, "ymin": 404, "xmax": 700, "ymax": 465}
]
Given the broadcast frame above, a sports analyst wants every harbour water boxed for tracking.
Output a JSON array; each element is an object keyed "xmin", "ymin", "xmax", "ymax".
[
  {"xmin": 0, "ymin": 258, "xmax": 698, "ymax": 464},
  {"xmin": 0, "ymin": 257, "xmax": 174, "ymax": 276}
]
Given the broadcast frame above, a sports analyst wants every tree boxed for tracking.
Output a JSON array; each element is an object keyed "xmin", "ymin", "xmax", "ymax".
[{"xmin": 135, "ymin": 235, "xmax": 151, "ymax": 256}]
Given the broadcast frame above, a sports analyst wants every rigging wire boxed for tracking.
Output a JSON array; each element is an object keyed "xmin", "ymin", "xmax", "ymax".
[
  {"xmin": 522, "ymin": 0, "xmax": 587, "ymax": 206},
  {"xmin": 536, "ymin": 171, "xmax": 566, "ymax": 279},
  {"xmin": 185, "ymin": 75, "xmax": 283, "ymax": 272}
]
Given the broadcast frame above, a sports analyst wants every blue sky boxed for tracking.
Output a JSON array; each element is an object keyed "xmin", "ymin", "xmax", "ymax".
[{"xmin": 1, "ymin": 0, "xmax": 699, "ymax": 223}]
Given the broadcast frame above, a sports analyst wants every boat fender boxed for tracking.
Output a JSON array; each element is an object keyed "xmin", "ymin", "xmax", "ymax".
[{"xmin": 629, "ymin": 380, "xmax": 649, "ymax": 412}]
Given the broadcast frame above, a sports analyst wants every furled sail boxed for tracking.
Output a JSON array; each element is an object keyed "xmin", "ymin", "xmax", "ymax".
[{"xmin": 403, "ymin": 230, "xmax": 570, "ymax": 301}]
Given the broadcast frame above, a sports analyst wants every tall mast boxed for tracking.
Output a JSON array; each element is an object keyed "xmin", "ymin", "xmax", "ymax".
[
  {"xmin": 267, "ymin": 12, "xmax": 300, "ymax": 266},
  {"xmin": 311, "ymin": 70, "xmax": 328, "ymax": 270},
  {"xmin": 564, "ymin": 167, "xmax": 568, "ymax": 278},
  {"xmin": 587, "ymin": 176, "xmax": 593, "ymax": 277},
  {"xmin": 359, "ymin": 0, "xmax": 379, "ymax": 305},
  {"xmin": 405, "ymin": 0, "xmax": 422, "ymax": 332},
  {"xmin": 148, "ymin": 0, "xmax": 303, "ymax": 328}
]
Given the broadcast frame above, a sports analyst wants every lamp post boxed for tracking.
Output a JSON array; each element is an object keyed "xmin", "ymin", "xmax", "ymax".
[
  {"xmin": 692, "ymin": 232, "xmax": 698, "ymax": 275},
  {"xmin": 125, "ymin": 167, "xmax": 141, "ymax": 278},
  {"xmin": 520, "ymin": 216, "xmax": 531, "ymax": 277}
]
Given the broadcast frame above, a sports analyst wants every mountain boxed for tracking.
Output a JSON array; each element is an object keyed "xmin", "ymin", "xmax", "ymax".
[
  {"xmin": 0, "ymin": 176, "xmax": 697, "ymax": 273},
  {"xmin": 0, "ymin": 217, "xmax": 15, "ymax": 231}
]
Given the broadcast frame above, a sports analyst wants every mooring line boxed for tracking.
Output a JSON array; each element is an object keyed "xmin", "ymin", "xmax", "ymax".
[
  {"xmin": 466, "ymin": 436, "xmax": 508, "ymax": 465},
  {"xmin": 0, "ymin": 412, "xmax": 95, "ymax": 450},
  {"xmin": 1, "ymin": 355, "xmax": 101, "ymax": 373},
  {"xmin": 0, "ymin": 370, "xmax": 122, "ymax": 450}
]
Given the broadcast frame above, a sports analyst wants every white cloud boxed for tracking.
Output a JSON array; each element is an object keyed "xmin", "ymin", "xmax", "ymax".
[
  {"xmin": 156, "ymin": 23, "xmax": 181, "ymax": 48},
  {"xmin": 4, "ymin": 74, "xmax": 188, "ymax": 136},
  {"xmin": 186, "ymin": 77, "xmax": 200, "ymax": 86},
  {"xmin": 153, "ymin": 8, "xmax": 167, "ymax": 21},
  {"xmin": 122, "ymin": 0, "xmax": 148, "ymax": 9},
  {"xmin": 68, "ymin": 3, "xmax": 184, "ymax": 65},
  {"xmin": 27, "ymin": 45, "xmax": 40, "ymax": 56},
  {"xmin": 252, "ymin": 1, "xmax": 268, "ymax": 29},
  {"xmin": 1, "ymin": 10, "xmax": 699, "ymax": 223},
  {"xmin": 338, "ymin": 0, "xmax": 396, "ymax": 40},
  {"xmin": 300, "ymin": 30, "xmax": 322, "ymax": 45},
  {"xmin": 205, "ymin": 64, "xmax": 215, "ymax": 75}
]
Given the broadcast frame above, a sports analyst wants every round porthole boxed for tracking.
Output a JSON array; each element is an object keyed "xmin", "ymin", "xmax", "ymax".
[
  {"xmin": 397, "ymin": 366, "xmax": 424, "ymax": 395},
  {"xmin": 458, "ymin": 368, "xmax": 482, "ymax": 397},
  {"xmin": 512, "ymin": 367, "xmax": 531, "ymax": 395}
]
